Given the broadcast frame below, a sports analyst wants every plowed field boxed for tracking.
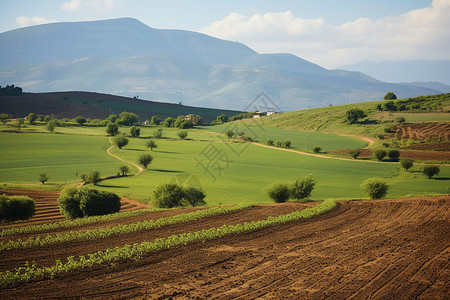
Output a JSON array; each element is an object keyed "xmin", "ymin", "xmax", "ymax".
[
  {"xmin": 394, "ymin": 122, "xmax": 450, "ymax": 141},
  {"xmin": 1, "ymin": 193, "xmax": 448, "ymax": 299}
]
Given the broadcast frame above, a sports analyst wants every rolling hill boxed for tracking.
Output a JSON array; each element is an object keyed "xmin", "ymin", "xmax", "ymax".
[{"xmin": 0, "ymin": 18, "xmax": 445, "ymax": 110}]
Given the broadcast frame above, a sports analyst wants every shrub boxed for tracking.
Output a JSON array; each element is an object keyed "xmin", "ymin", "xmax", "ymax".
[
  {"xmin": 400, "ymin": 159, "xmax": 413, "ymax": 171},
  {"xmin": 387, "ymin": 149, "xmax": 400, "ymax": 161},
  {"xmin": 130, "ymin": 126, "xmax": 140, "ymax": 137},
  {"xmin": 153, "ymin": 128, "xmax": 163, "ymax": 139},
  {"xmin": 349, "ymin": 150, "xmax": 361, "ymax": 159},
  {"xmin": 313, "ymin": 147, "xmax": 321, "ymax": 154},
  {"xmin": 119, "ymin": 165, "xmax": 129, "ymax": 175},
  {"xmin": 361, "ymin": 178, "xmax": 389, "ymax": 199},
  {"xmin": 276, "ymin": 141, "xmax": 283, "ymax": 147},
  {"xmin": 346, "ymin": 108, "xmax": 367, "ymax": 124},
  {"xmin": 266, "ymin": 139, "xmax": 274, "ymax": 146},
  {"xmin": 266, "ymin": 183, "xmax": 290, "ymax": 203},
  {"xmin": 146, "ymin": 139, "xmax": 157, "ymax": 151},
  {"xmin": 75, "ymin": 116, "xmax": 87, "ymax": 126},
  {"xmin": 138, "ymin": 154, "xmax": 153, "ymax": 169},
  {"xmin": 395, "ymin": 117, "xmax": 406, "ymax": 123},
  {"xmin": 106, "ymin": 123, "xmax": 119, "ymax": 136},
  {"xmin": 373, "ymin": 150, "xmax": 387, "ymax": 161},
  {"xmin": 113, "ymin": 134, "xmax": 128, "ymax": 149},
  {"xmin": 182, "ymin": 186, "xmax": 206, "ymax": 206},
  {"xmin": 290, "ymin": 176, "xmax": 316, "ymax": 202},
  {"xmin": 0, "ymin": 195, "xmax": 35, "ymax": 222},
  {"xmin": 58, "ymin": 188, "xmax": 120, "ymax": 219},
  {"xmin": 226, "ymin": 130, "xmax": 235, "ymax": 139},
  {"xmin": 178, "ymin": 130, "xmax": 188, "ymax": 140},
  {"xmin": 422, "ymin": 166, "xmax": 440, "ymax": 178},
  {"xmin": 163, "ymin": 117, "xmax": 175, "ymax": 127},
  {"xmin": 39, "ymin": 173, "xmax": 49, "ymax": 184},
  {"xmin": 152, "ymin": 183, "xmax": 185, "ymax": 208},
  {"xmin": 80, "ymin": 170, "xmax": 101, "ymax": 184},
  {"xmin": 283, "ymin": 140, "xmax": 291, "ymax": 148}
]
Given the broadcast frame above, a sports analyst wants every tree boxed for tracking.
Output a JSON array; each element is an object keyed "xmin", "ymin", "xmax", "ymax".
[
  {"xmin": 226, "ymin": 130, "xmax": 235, "ymax": 139},
  {"xmin": 150, "ymin": 116, "xmax": 160, "ymax": 125},
  {"xmin": 15, "ymin": 118, "xmax": 24, "ymax": 132},
  {"xmin": 27, "ymin": 113, "xmax": 37, "ymax": 125},
  {"xmin": 384, "ymin": 92, "xmax": 397, "ymax": 100},
  {"xmin": 383, "ymin": 101, "xmax": 397, "ymax": 111},
  {"xmin": 0, "ymin": 113, "xmax": 12, "ymax": 125},
  {"xmin": 188, "ymin": 114, "xmax": 203, "ymax": 125},
  {"xmin": 106, "ymin": 114, "xmax": 118, "ymax": 123},
  {"xmin": 174, "ymin": 116, "xmax": 186, "ymax": 128},
  {"xmin": 153, "ymin": 128, "xmax": 163, "ymax": 139},
  {"xmin": 178, "ymin": 130, "xmax": 188, "ymax": 140},
  {"xmin": 266, "ymin": 183, "xmax": 290, "ymax": 203},
  {"xmin": 39, "ymin": 173, "xmax": 49, "ymax": 184},
  {"xmin": 129, "ymin": 126, "xmax": 140, "ymax": 137},
  {"xmin": 373, "ymin": 149, "xmax": 387, "ymax": 161},
  {"xmin": 138, "ymin": 153, "xmax": 153, "ymax": 169},
  {"xmin": 152, "ymin": 183, "xmax": 185, "ymax": 208},
  {"xmin": 387, "ymin": 149, "xmax": 400, "ymax": 161},
  {"xmin": 400, "ymin": 159, "xmax": 413, "ymax": 171},
  {"xmin": 422, "ymin": 166, "xmax": 440, "ymax": 178},
  {"xmin": 266, "ymin": 139, "xmax": 274, "ymax": 146},
  {"xmin": 119, "ymin": 165, "xmax": 129, "ymax": 176},
  {"xmin": 163, "ymin": 117, "xmax": 175, "ymax": 127},
  {"xmin": 118, "ymin": 111, "xmax": 139, "ymax": 126},
  {"xmin": 44, "ymin": 115, "xmax": 53, "ymax": 124},
  {"xmin": 75, "ymin": 116, "xmax": 87, "ymax": 126},
  {"xmin": 106, "ymin": 123, "xmax": 119, "ymax": 136},
  {"xmin": 346, "ymin": 108, "xmax": 367, "ymax": 124},
  {"xmin": 80, "ymin": 170, "xmax": 101, "ymax": 184},
  {"xmin": 361, "ymin": 178, "xmax": 389, "ymax": 199},
  {"xmin": 313, "ymin": 147, "xmax": 321, "ymax": 154},
  {"xmin": 46, "ymin": 120, "xmax": 57, "ymax": 133},
  {"xmin": 350, "ymin": 150, "xmax": 361, "ymax": 159},
  {"xmin": 283, "ymin": 140, "xmax": 291, "ymax": 148},
  {"xmin": 182, "ymin": 186, "xmax": 206, "ymax": 206},
  {"xmin": 395, "ymin": 117, "xmax": 406, "ymax": 123},
  {"xmin": 290, "ymin": 176, "xmax": 316, "ymax": 202},
  {"xmin": 146, "ymin": 139, "xmax": 157, "ymax": 151},
  {"xmin": 113, "ymin": 134, "xmax": 128, "ymax": 149}
]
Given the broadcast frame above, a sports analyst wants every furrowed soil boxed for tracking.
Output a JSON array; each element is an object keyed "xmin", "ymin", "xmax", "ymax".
[{"xmin": 1, "ymin": 195, "xmax": 449, "ymax": 299}]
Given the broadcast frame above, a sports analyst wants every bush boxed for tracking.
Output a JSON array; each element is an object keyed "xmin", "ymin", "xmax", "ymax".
[
  {"xmin": 266, "ymin": 139, "xmax": 274, "ymax": 146},
  {"xmin": 373, "ymin": 150, "xmax": 387, "ymax": 161},
  {"xmin": 266, "ymin": 183, "xmax": 290, "ymax": 203},
  {"xmin": 422, "ymin": 166, "xmax": 440, "ymax": 178},
  {"xmin": 400, "ymin": 159, "xmax": 413, "ymax": 171},
  {"xmin": 313, "ymin": 147, "xmax": 321, "ymax": 154},
  {"xmin": 152, "ymin": 183, "xmax": 185, "ymax": 208},
  {"xmin": 153, "ymin": 128, "xmax": 163, "ymax": 139},
  {"xmin": 138, "ymin": 154, "xmax": 153, "ymax": 169},
  {"xmin": 38, "ymin": 173, "xmax": 49, "ymax": 184},
  {"xmin": 178, "ymin": 130, "xmax": 188, "ymax": 140},
  {"xmin": 58, "ymin": 188, "xmax": 120, "ymax": 219},
  {"xmin": 80, "ymin": 170, "xmax": 101, "ymax": 184},
  {"xmin": 0, "ymin": 195, "xmax": 35, "ymax": 222},
  {"xmin": 387, "ymin": 149, "xmax": 400, "ymax": 161},
  {"xmin": 349, "ymin": 150, "xmax": 361, "ymax": 159},
  {"xmin": 290, "ymin": 176, "xmax": 316, "ymax": 202},
  {"xmin": 182, "ymin": 186, "xmax": 206, "ymax": 207},
  {"xmin": 395, "ymin": 117, "xmax": 406, "ymax": 123},
  {"xmin": 146, "ymin": 139, "xmax": 157, "ymax": 151},
  {"xmin": 130, "ymin": 126, "xmax": 140, "ymax": 137},
  {"xmin": 361, "ymin": 178, "xmax": 389, "ymax": 199},
  {"xmin": 113, "ymin": 134, "xmax": 129, "ymax": 149},
  {"xmin": 106, "ymin": 123, "xmax": 119, "ymax": 136}
]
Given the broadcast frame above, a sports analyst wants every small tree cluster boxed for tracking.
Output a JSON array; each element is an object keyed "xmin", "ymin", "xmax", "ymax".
[
  {"xmin": 387, "ymin": 149, "xmax": 400, "ymax": 161},
  {"xmin": 361, "ymin": 178, "xmax": 389, "ymax": 199},
  {"xmin": 152, "ymin": 183, "xmax": 206, "ymax": 208},
  {"xmin": 80, "ymin": 170, "xmax": 101, "ymax": 184},
  {"xmin": 346, "ymin": 108, "xmax": 367, "ymax": 124},
  {"xmin": 266, "ymin": 175, "xmax": 316, "ymax": 203},
  {"xmin": 0, "ymin": 195, "xmax": 35, "ymax": 222},
  {"xmin": 58, "ymin": 188, "xmax": 121, "ymax": 219},
  {"xmin": 275, "ymin": 140, "xmax": 291, "ymax": 148},
  {"xmin": 373, "ymin": 149, "xmax": 387, "ymax": 161}
]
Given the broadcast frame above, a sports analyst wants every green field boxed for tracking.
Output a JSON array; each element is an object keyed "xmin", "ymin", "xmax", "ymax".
[{"xmin": 1, "ymin": 125, "xmax": 448, "ymax": 206}]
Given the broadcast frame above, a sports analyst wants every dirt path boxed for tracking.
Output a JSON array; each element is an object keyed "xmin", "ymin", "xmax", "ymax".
[
  {"xmin": 107, "ymin": 137, "xmax": 144, "ymax": 174},
  {"xmin": 1, "ymin": 195, "xmax": 448, "ymax": 299}
]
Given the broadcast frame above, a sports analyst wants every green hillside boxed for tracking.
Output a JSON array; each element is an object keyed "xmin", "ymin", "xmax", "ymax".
[{"xmin": 237, "ymin": 94, "xmax": 450, "ymax": 138}]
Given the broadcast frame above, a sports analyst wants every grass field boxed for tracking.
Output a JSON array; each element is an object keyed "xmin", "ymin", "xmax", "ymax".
[{"xmin": 1, "ymin": 124, "xmax": 449, "ymax": 205}]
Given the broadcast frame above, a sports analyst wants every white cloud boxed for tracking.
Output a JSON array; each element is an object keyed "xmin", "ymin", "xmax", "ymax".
[
  {"xmin": 16, "ymin": 16, "xmax": 56, "ymax": 28},
  {"xmin": 61, "ymin": 0, "xmax": 116, "ymax": 12},
  {"xmin": 200, "ymin": 0, "xmax": 450, "ymax": 68}
]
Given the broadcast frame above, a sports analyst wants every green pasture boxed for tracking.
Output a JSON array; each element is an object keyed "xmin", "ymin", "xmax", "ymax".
[
  {"xmin": 391, "ymin": 113, "xmax": 450, "ymax": 123},
  {"xmin": 202, "ymin": 124, "xmax": 368, "ymax": 152},
  {"xmin": 0, "ymin": 126, "xmax": 449, "ymax": 206}
]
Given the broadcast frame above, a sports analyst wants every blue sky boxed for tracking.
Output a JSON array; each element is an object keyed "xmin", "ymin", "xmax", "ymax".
[{"xmin": 0, "ymin": 0, "xmax": 448, "ymax": 68}]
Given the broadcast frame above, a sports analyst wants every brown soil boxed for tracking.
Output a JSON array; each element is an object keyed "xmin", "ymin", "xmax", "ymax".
[
  {"xmin": 1, "ymin": 195, "xmax": 449, "ymax": 299},
  {"xmin": 330, "ymin": 148, "xmax": 450, "ymax": 161},
  {"xmin": 392, "ymin": 122, "xmax": 450, "ymax": 141},
  {"xmin": 403, "ymin": 141, "xmax": 450, "ymax": 152}
]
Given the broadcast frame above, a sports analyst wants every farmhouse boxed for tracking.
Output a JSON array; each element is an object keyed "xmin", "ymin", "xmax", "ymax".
[{"xmin": 253, "ymin": 111, "xmax": 277, "ymax": 118}]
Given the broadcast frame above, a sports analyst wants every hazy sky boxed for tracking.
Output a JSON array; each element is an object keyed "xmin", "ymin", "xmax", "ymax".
[{"xmin": 1, "ymin": 0, "xmax": 448, "ymax": 68}]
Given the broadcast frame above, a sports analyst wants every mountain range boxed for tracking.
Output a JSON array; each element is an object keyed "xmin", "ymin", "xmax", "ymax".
[{"xmin": 0, "ymin": 18, "xmax": 448, "ymax": 111}]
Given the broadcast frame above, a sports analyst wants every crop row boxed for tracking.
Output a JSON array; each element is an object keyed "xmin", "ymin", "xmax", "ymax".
[
  {"xmin": 0, "ymin": 200, "xmax": 336, "ymax": 285},
  {"xmin": 0, "ymin": 205, "xmax": 253, "ymax": 251},
  {"xmin": 0, "ymin": 207, "xmax": 166, "ymax": 237}
]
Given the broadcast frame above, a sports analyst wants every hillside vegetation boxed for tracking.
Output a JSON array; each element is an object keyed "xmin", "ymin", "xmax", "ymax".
[{"xmin": 238, "ymin": 94, "xmax": 450, "ymax": 138}]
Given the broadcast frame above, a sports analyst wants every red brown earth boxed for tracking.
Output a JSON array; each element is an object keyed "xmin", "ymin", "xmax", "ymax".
[
  {"xmin": 0, "ymin": 188, "xmax": 448, "ymax": 299},
  {"xmin": 393, "ymin": 122, "xmax": 450, "ymax": 141}
]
